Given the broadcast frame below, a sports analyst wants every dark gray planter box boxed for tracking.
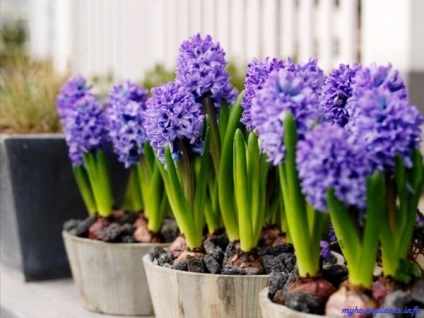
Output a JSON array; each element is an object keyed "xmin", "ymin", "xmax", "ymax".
[{"xmin": 0, "ymin": 134, "xmax": 128, "ymax": 281}]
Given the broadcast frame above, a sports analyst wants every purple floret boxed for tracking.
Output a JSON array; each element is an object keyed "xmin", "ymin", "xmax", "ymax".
[
  {"xmin": 56, "ymin": 75, "xmax": 92, "ymax": 119},
  {"xmin": 108, "ymin": 80, "xmax": 148, "ymax": 107},
  {"xmin": 241, "ymin": 57, "xmax": 286, "ymax": 130},
  {"xmin": 176, "ymin": 33, "xmax": 237, "ymax": 109},
  {"xmin": 107, "ymin": 81, "xmax": 149, "ymax": 168},
  {"xmin": 346, "ymin": 87, "xmax": 423, "ymax": 171},
  {"xmin": 319, "ymin": 64, "xmax": 362, "ymax": 126},
  {"xmin": 296, "ymin": 124, "xmax": 372, "ymax": 212},
  {"xmin": 63, "ymin": 95, "xmax": 109, "ymax": 166},
  {"xmin": 250, "ymin": 68, "xmax": 322, "ymax": 166},
  {"xmin": 144, "ymin": 81, "xmax": 204, "ymax": 164}
]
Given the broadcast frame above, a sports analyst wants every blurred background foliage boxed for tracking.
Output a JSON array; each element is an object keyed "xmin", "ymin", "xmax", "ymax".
[{"xmin": 0, "ymin": 21, "xmax": 246, "ymax": 134}]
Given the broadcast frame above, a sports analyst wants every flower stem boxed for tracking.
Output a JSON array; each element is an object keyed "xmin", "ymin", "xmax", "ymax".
[{"xmin": 72, "ymin": 165, "xmax": 97, "ymax": 214}]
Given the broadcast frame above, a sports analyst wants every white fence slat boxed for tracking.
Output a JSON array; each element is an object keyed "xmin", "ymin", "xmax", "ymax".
[
  {"xmin": 339, "ymin": 0, "xmax": 358, "ymax": 64},
  {"xmin": 188, "ymin": 0, "xmax": 202, "ymax": 36},
  {"xmin": 53, "ymin": 0, "xmax": 72, "ymax": 73},
  {"xmin": 246, "ymin": 0, "xmax": 261, "ymax": 60},
  {"xmin": 216, "ymin": 0, "xmax": 230, "ymax": 54},
  {"xmin": 298, "ymin": 0, "xmax": 314, "ymax": 62},
  {"xmin": 177, "ymin": 0, "xmax": 190, "ymax": 44},
  {"xmin": 317, "ymin": 0, "xmax": 333, "ymax": 72},
  {"xmin": 230, "ymin": 0, "xmax": 245, "ymax": 64},
  {"xmin": 163, "ymin": 0, "xmax": 178, "ymax": 69},
  {"xmin": 262, "ymin": 0, "xmax": 278, "ymax": 58},
  {"xmin": 280, "ymin": 0, "xmax": 296, "ymax": 59},
  {"xmin": 202, "ymin": 0, "xmax": 216, "ymax": 37}
]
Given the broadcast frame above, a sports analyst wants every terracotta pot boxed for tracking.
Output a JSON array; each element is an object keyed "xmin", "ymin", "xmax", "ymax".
[
  {"xmin": 143, "ymin": 254, "xmax": 269, "ymax": 318},
  {"xmin": 259, "ymin": 288, "xmax": 322, "ymax": 318},
  {"xmin": 63, "ymin": 231, "xmax": 168, "ymax": 316}
]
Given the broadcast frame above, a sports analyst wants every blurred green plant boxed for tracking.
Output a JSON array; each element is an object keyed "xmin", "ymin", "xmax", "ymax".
[
  {"xmin": 141, "ymin": 64, "xmax": 176, "ymax": 91},
  {"xmin": 0, "ymin": 59, "xmax": 68, "ymax": 133}
]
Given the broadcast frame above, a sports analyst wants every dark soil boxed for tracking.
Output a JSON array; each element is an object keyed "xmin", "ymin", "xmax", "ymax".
[
  {"xmin": 63, "ymin": 212, "xmax": 178, "ymax": 244},
  {"xmin": 149, "ymin": 232, "xmax": 296, "ymax": 276}
]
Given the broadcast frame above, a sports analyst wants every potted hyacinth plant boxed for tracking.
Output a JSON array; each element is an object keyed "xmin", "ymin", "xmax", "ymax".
[
  {"xmin": 142, "ymin": 34, "xmax": 294, "ymax": 318},
  {"xmin": 259, "ymin": 62, "xmax": 424, "ymax": 317},
  {"xmin": 60, "ymin": 77, "xmax": 172, "ymax": 316}
]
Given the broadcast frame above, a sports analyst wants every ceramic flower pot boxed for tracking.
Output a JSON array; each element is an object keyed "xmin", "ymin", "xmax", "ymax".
[
  {"xmin": 143, "ymin": 254, "xmax": 269, "ymax": 318},
  {"xmin": 259, "ymin": 287, "xmax": 322, "ymax": 318},
  {"xmin": 63, "ymin": 231, "xmax": 168, "ymax": 316}
]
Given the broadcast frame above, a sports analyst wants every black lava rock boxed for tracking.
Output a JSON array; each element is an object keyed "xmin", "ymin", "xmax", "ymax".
[
  {"xmin": 322, "ymin": 264, "xmax": 348, "ymax": 289},
  {"xmin": 63, "ymin": 219, "xmax": 80, "ymax": 232},
  {"xmin": 157, "ymin": 252, "xmax": 174, "ymax": 267},
  {"xmin": 115, "ymin": 211, "xmax": 139, "ymax": 225},
  {"xmin": 149, "ymin": 246, "xmax": 167, "ymax": 261},
  {"xmin": 223, "ymin": 242, "xmax": 237, "ymax": 265},
  {"xmin": 258, "ymin": 244, "xmax": 294, "ymax": 256},
  {"xmin": 98, "ymin": 223, "xmax": 124, "ymax": 242},
  {"xmin": 261, "ymin": 255, "xmax": 286, "ymax": 274},
  {"xmin": 204, "ymin": 255, "xmax": 221, "ymax": 274},
  {"xmin": 186, "ymin": 255, "xmax": 206, "ymax": 273},
  {"xmin": 268, "ymin": 271, "xmax": 289, "ymax": 298},
  {"xmin": 172, "ymin": 260, "xmax": 188, "ymax": 271},
  {"xmin": 222, "ymin": 264, "xmax": 247, "ymax": 275},
  {"xmin": 69, "ymin": 215, "xmax": 96, "ymax": 237},
  {"xmin": 160, "ymin": 218, "xmax": 179, "ymax": 243},
  {"xmin": 284, "ymin": 292, "xmax": 322, "ymax": 315}
]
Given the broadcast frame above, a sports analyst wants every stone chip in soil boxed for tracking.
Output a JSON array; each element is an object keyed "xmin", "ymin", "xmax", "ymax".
[
  {"xmin": 98, "ymin": 223, "xmax": 124, "ymax": 242},
  {"xmin": 283, "ymin": 292, "xmax": 322, "ymax": 315},
  {"xmin": 65, "ymin": 215, "xmax": 97, "ymax": 237},
  {"xmin": 204, "ymin": 255, "xmax": 221, "ymax": 274}
]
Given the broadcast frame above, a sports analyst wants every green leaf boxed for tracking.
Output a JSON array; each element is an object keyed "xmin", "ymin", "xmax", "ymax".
[
  {"xmin": 234, "ymin": 129, "xmax": 253, "ymax": 251},
  {"xmin": 72, "ymin": 166, "xmax": 97, "ymax": 214}
]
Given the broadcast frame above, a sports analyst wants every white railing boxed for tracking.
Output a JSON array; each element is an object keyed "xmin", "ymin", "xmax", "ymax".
[
  {"xmin": 29, "ymin": 0, "xmax": 423, "ymax": 85},
  {"xmin": 41, "ymin": 0, "xmax": 361, "ymax": 81}
]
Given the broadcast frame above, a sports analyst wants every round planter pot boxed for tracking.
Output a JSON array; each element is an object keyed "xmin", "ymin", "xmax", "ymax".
[
  {"xmin": 63, "ymin": 231, "xmax": 168, "ymax": 316},
  {"xmin": 259, "ymin": 288, "xmax": 322, "ymax": 318},
  {"xmin": 143, "ymin": 254, "xmax": 269, "ymax": 318}
]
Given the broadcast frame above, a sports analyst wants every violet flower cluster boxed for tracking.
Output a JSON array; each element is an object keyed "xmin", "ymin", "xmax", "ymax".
[
  {"xmin": 107, "ymin": 81, "xmax": 149, "ymax": 168},
  {"xmin": 296, "ymin": 124, "xmax": 372, "ymax": 212},
  {"xmin": 56, "ymin": 75, "xmax": 92, "ymax": 118},
  {"xmin": 250, "ymin": 68, "xmax": 322, "ymax": 165},
  {"xmin": 144, "ymin": 81, "xmax": 204, "ymax": 163},
  {"xmin": 64, "ymin": 95, "xmax": 109, "ymax": 166},
  {"xmin": 345, "ymin": 65, "xmax": 423, "ymax": 171},
  {"xmin": 108, "ymin": 80, "xmax": 148, "ymax": 106},
  {"xmin": 176, "ymin": 33, "xmax": 237, "ymax": 109},
  {"xmin": 241, "ymin": 57, "xmax": 286, "ymax": 130},
  {"xmin": 319, "ymin": 64, "xmax": 361, "ymax": 127}
]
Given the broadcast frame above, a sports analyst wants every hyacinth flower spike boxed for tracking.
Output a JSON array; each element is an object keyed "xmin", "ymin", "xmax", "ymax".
[
  {"xmin": 144, "ymin": 81, "xmax": 210, "ymax": 250},
  {"xmin": 296, "ymin": 124, "xmax": 385, "ymax": 314},
  {"xmin": 107, "ymin": 81, "xmax": 168, "ymax": 239},
  {"xmin": 57, "ymin": 78, "xmax": 114, "ymax": 217},
  {"xmin": 176, "ymin": 33, "xmax": 242, "ymax": 240},
  {"xmin": 250, "ymin": 65, "xmax": 337, "ymax": 312},
  {"xmin": 345, "ymin": 64, "xmax": 424, "ymax": 283}
]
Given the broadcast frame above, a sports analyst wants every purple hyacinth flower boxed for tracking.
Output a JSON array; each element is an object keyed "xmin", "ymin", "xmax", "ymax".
[
  {"xmin": 56, "ymin": 75, "xmax": 92, "ymax": 119},
  {"xmin": 250, "ymin": 68, "xmax": 322, "ymax": 166},
  {"xmin": 63, "ymin": 95, "xmax": 109, "ymax": 166},
  {"xmin": 319, "ymin": 64, "xmax": 362, "ymax": 127},
  {"xmin": 241, "ymin": 57, "xmax": 286, "ymax": 130},
  {"xmin": 346, "ymin": 87, "xmax": 423, "ymax": 171},
  {"xmin": 144, "ymin": 81, "xmax": 204, "ymax": 164},
  {"xmin": 320, "ymin": 241, "xmax": 332, "ymax": 259},
  {"xmin": 107, "ymin": 102, "xmax": 147, "ymax": 168},
  {"xmin": 108, "ymin": 80, "xmax": 148, "ymax": 107},
  {"xmin": 294, "ymin": 58, "xmax": 326, "ymax": 96},
  {"xmin": 176, "ymin": 33, "xmax": 237, "ymax": 109},
  {"xmin": 296, "ymin": 124, "xmax": 373, "ymax": 212},
  {"xmin": 107, "ymin": 81, "xmax": 148, "ymax": 168}
]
